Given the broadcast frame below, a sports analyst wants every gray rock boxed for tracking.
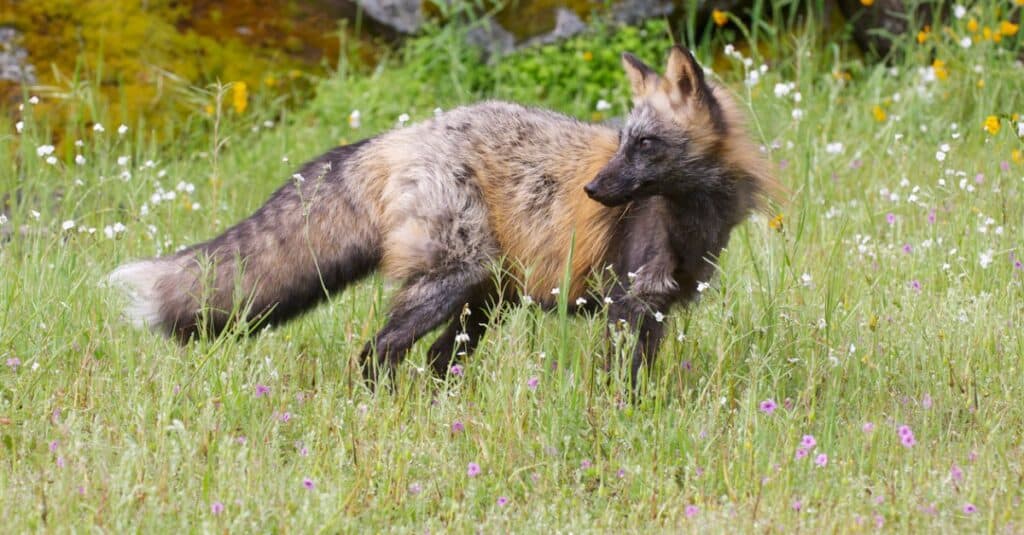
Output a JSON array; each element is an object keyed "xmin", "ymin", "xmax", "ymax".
[
  {"xmin": 611, "ymin": 0, "xmax": 676, "ymax": 26},
  {"xmin": 522, "ymin": 8, "xmax": 587, "ymax": 47},
  {"xmin": 465, "ymin": 17, "xmax": 517, "ymax": 59},
  {"xmin": 0, "ymin": 27, "xmax": 36, "ymax": 84},
  {"xmin": 356, "ymin": 0, "xmax": 423, "ymax": 34}
]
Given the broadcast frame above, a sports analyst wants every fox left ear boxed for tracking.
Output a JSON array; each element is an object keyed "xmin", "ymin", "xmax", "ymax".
[
  {"xmin": 664, "ymin": 46, "xmax": 707, "ymax": 102},
  {"xmin": 621, "ymin": 52, "xmax": 658, "ymax": 103}
]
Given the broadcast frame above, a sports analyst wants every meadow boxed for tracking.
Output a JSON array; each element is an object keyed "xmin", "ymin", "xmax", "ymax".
[{"xmin": 2, "ymin": 4, "xmax": 1023, "ymax": 532}]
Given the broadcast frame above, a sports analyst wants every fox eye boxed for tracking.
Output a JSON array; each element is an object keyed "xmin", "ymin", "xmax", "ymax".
[{"xmin": 637, "ymin": 137, "xmax": 656, "ymax": 149}]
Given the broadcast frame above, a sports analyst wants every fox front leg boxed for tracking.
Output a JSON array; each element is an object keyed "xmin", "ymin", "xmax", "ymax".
[{"xmin": 607, "ymin": 289, "xmax": 674, "ymax": 388}]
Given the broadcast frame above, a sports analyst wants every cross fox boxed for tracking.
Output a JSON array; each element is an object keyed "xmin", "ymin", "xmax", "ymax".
[{"xmin": 108, "ymin": 46, "xmax": 781, "ymax": 385}]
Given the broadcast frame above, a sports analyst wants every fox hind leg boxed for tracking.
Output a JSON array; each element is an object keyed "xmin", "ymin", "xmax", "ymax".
[{"xmin": 426, "ymin": 284, "xmax": 495, "ymax": 378}]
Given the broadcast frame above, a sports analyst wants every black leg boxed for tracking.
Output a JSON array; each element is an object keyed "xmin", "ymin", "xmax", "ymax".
[
  {"xmin": 607, "ymin": 291, "xmax": 672, "ymax": 391},
  {"xmin": 426, "ymin": 298, "xmax": 490, "ymax": 378},
  {"xmin": 360, "ymin": 267, "xmax": 488, "ymax": 385}
]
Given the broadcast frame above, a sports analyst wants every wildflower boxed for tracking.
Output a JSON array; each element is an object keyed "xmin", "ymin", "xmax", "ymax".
[
  {"xmin": 872, "ymin": 105, "xmax": 887, "ymax": 122},
  {"xmin": 860, "ymin": 0, "xmax": 873, "ymax": 5},
  {"xmin": 595, "ymin": 99, "xmax": 611, "ymax": 111},
  {"xmin": 951, "ymin": 463, "xmax": 964, "ymax": 483},
  {"xmin": 953, "ymin": 4, "xmax": 966, "ymax": 18},
  {"xmin": 45, "ymin": 156, "xmax": 57, "ymax": 165},
  {"xmin": 254, "ymin": 384, "xmax": 270, "ymax": 397},
  {"xmin": 28, "ymin": 95, "xmax": 39, "ymax": 104},
  {"xmin": 15, "ymin": 121, "xmax": 24, "ymax": 133},
  {"xmin": 61, "ymin": 220, "xmax": 75, "ymax": 231},
  {"xmin": 963, "ymin": 503, "xmax": 977, "ymax": 514},
  {"xmin": 932, "ymin": 59, "xmax": 948, "ymax": 81},
  {"xmin": 49, "ymin": 440, "xmax": 59, "ymax": 452},
  {"xmin": 696, "ymin": 281, "xmax": 711, "ymax": 293},
  {"xmin": 6, "ymin": 357, "xmax": 20, "ymax": 370},
  {"xmin": 792, "ymin": 500, "xmax": 802, "ymax": 512},
  {"xmin": 348, "ymin": 110, "xmax": 361, "ymax": 129},
  {"xmin": 1012, "ymin": 150, "xmax": 1023, "ymax": 164},
  {"xmin": 902, "ymin": 243, "xmax": 912, "ymax": 254},
  {"xmin": 886, "ymin": 213, "xmax": 896, "ymax": 225},
  {"xmin": 711, "ymin": 9, "xmax": 728, "ymax": 26},
  {"xmin": 451, "ymin": 420, "xmax": 464, "ymax": 434},
  {"xmin": 935, "ymin": 150, "xmax": 946, "ymax": 162},
  {"xmin": 232, "ymin": 81, "xmax": 248, "ymax": 114},
  {"xmin": 921, "ymin": 393, "xmax": 933, "ymax": 409},
  {"xmin": 408, "ymin": 482, "xmax": 422, "ymax": 495},
  {"xmin": 211, "ymin": 501, "xmax": 224, "ymax": 515},
  {"xmin": 118, "ymin": 124, "xmax": 128, "ymax": 135},
  {"xmin": 56, "ymin": 456, "xmax": 65, "ymax": 468},
  {"xmin": 768, "ymin": 213, "xmax": 784, "ymax": 231},
  {"xmin": 825, "ymin": 142, "xmax": 844, "ymax": 154},
  {"xmin": 303, "ymin": 477, "xmax": 314, "ymax": 490},
  {"xmin": 36, "ymin": 144, "xmax": 55, "ymax": 157},
  {"xmin": 863, "ymin": 422, "xmax": 875, "ymax": 433},
  {"xmin": 617, "ymin": 468, "xmax": 626, "ymax": 478},
  {"xmin": 759, "ymin": 399, "xmax": 777, "ymax": 414},
  {"xmin": 278, "ymin": 412, "xmax": 291, "ymax": 423},
  {"xmin": 801, "ymin": 435, "xmax": 817, "ymax": 449},
  {"xmin": 117, "ymin": 156, "xmax": 130, "ymax": 166},
  {"xmin": 580, "ymin": 459, "xmax": 592, "ymax": 470},
  {"xmin": 454, "ymin": 332, "xmax": 471, "ymax": 344},
  {"xmin": 979, "ymin": 249, "xmax": 994, "ymax": 269},
  {"xmin": 397, "ymin": 113, "xmax": 410, "ymax": 126},
  {"xmin": 581, "ymin": 51, "xmax": 593, "ymax": 61},
  {"xmin": 93, "ymin": 123, "xmax": 104, "ymax": 133},
  {"xmin": 1000, "ymin": 21, "xmax": 1019, "ymax": 37},
  {"xmin": 75, "ymin": 155, "xmax": 86, "ymax": 165},
  {"xmin": 653, "ymin": 311, "xmax": 665, "ymax": 323},
  {"xmin": 901, "ymin": 434, "xmax": 916, "ymax": 448},
  {"xmin": 550, "ymin": 287, "xmax": 560, "ymax": 295},
  {"xmin": 527, "ymin": 376, "xmax": 539, "ymax": 390},
  {"xmin": 983, "ymin": 115, "xmax": 1000, "ymax": 135},
  {"xmin": 467, "ymin": 462, "xmax": 481, "ymax": 477},
  {"xmin": 791, "ymin": 108, "xmax": 804, "ymax": 120},
  {"xmin": 497, "ymin": 496, "xmax": 509, "ymax": 507},
  {"xmin": 959, "ymin": 36, "xmax": 972, "ymax": 48},
  {"xmin": 795, "ymin": 447, "xmax": 808, "ymax": 460},
  {"xmin": 917, "ymin": 27, "xmax": 930, "ymax": 44},
  {"xmin": 800, "ymin": 273, "xmax": 812, "ymax": 287},
  {"xmin": 909, "ymin": 280, "xmax": 921, "ymax": 292},
  {"xmin": 450, "ymin": 364, "xmax": 464, "ymax": 376},
  {"xmin": 815, "ymin": 453, "xmax": 828, "ymax": 467},
  {"xmin": 685, "ymin": 504, "xmax": 700, "ymax": 517}
]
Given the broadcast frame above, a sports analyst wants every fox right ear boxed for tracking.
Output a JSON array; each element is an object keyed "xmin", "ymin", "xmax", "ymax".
[{"xmin": 621, "ymin": 52, "xmax": 657, "ymax": 103}]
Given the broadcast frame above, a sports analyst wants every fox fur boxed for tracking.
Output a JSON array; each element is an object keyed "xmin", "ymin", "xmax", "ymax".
[{"xmin": 108, "ymin": 46, "xmax": 781, "ymax": 385}]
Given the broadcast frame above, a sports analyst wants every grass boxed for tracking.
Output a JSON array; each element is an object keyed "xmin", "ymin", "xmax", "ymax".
[{"xmin": 3, "ymin": 4, "xmax": 1023, "ymax": 532}]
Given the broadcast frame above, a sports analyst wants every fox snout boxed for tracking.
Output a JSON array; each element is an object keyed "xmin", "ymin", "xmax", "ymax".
[{"xmin": 585, "ymin": 162, "xmax": 640, "ymax": 207}]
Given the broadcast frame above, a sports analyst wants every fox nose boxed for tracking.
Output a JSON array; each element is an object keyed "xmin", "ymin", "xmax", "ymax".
[{"xmin": 583, "ymin": 182, "xmax": 598, "ymax": 198}]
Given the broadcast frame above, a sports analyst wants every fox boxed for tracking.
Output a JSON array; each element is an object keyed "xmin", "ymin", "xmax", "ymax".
[{"xmin": 108, "ymin": 46, "xmax": 781, "ymax": 386}]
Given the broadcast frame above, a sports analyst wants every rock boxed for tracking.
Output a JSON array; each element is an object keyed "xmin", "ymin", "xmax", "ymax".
[
  {"xmin": 356, "ymin": 0, "xmax": 423, "ymax": 34},
  {"xmin": 466, "ymin": 17, "xmax": 517, "ymax": 58},
  {"xmin": 0, "ymin": 27, "xmax": 36, "ymax": 84},
  {"xmin": 522, "ymin": 8, "xmax": 587, "ymax": 47},
  {"xmin": 611, "ymin": 0, "xmax": 676, "ymax": 26}
]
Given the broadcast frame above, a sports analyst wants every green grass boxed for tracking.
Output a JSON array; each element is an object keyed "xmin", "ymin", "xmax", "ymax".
[{"xmin": 3, "ymin": 5, "xmax": 1024, "ymax": 532}]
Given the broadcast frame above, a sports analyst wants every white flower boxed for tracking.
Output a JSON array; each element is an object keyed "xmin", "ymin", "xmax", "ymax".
[
  {"xmin": 0, "ymin": 214, "xmax": 7, "ymax": 225},
  {"xmin": 117, "ymin": 156, "xmax": 130, "ymax": 166},
  {"xmin": 292, "ymin": 173, "xmax": 305, "ymax": 182},
  {"xmin": 118, "ymin": 124, "xmax": 128, "ymax": 135},
  {"xmin": 120, "ymin": 170, "xmax": 132, "ymax": 181},
  {"xmin": 953, "ymin": 4, "xmax": 966, "ymax": 18},
  {"xmin": 801, "ymin": 273, "xmax": 813, "ymax": 287},
  {"xmin": 522, "ymin": 295, "xmax": 534, "ymax": 305},
  {"xmin": 575, "ymin": 297, "xmax": 587, "ymax": 306},
  {"xmin": 74, "ymin": 139, "xmax": 84, "ymax": 147},
  {"xmin": 939, "ymin": 143, "xmax": 950, "ymax": 153},
  {"xmin": 433, "ymin": 107, "xmax": 443, "ymax": 117},
  {"xmin": 263, "ymin": 120, "xmax": 275, "ymax": 128},
  {"xmin": 979, "ymin": 249, "xmax": 993, "ymax": 269},
  {"xmin": 75, "ymin": 154, "xmax": 86, "ymax": 165},
  {"xmin": 791, "ymin": 108, "xmax": 804, "ymax": 120},
  {"xmin": 397, "ymin": 113, "xmax": 410, "ymax": 126},
  {"xmin": 773, "ymin": 82, "xmax": 793, "ymax": 98},
  {"xmin": 595, "ymin": 99, "xmax": 611, "ymax": 111},
  {"xmin": 61, "ymin": 220, "xmax": 75, "ymax": 230},
  {"xmin": 653, "ymin": 311, "xmax": 665, "ymax": 323},
  {"xmin": 792, "ymin": 92, "xmax": 802, "ymax": 103},
  {"xmin": 454, "ymin": 332, "xmax": 471, "ymax": 344},
  {"xmin": 935, "ymin": 151, "xmax": 946, "ymax": 162},
  {"xmin": 1018, "ymin": 121, "xmax": 1024, "ymax": 137},
  {"xmin": 825, "ymin": 142, "xmax": 844, "ymax": 154},
  {"xmin": 696, "ymin": 281, "xmax": 711, "ymax": 293},
  {"xmin": 603, "ymin": 296, "xmax": 613, "ymax": 305},
  {"xmin": 36, "ymin": 144, "xmax": 55, "ymax": 157},
  {"xmin": 550, "ymin": 287, "xmax": 560, "ymax": 295},
  {"xmin": 15, "ymin": 121, "xmax": 23, "ymax": 133},
  {"xmin": 30, "ymin": 210, "xmax": 40, "ymax": 220},
  {"xmin": 28, "ymin": 95, "xmax": 39, "ymax": 104},
  {"xmin": 348, "ymin": 110, "xmax": 361, "ymax": 129},
  {"xmin": 45, "ymin": 156, "xmax": 57, "ymax": 165},
  {"xmin": 959, "ymin": 37, "xmax": 972, "ymax": 49},
  {"xmin": 93, "ymin": 123, "xmax": 105, "ymax": 132}
]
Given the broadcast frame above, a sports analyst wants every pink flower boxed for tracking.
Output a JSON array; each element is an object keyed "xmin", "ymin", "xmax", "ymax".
[
  {"xmin": 801, "ymin": 435, "xmax": 816, "ymax": 448},
  {"xmin": 901, "ymin": 434, "xmax": 916, "ymax": 448},
  {"xmin": 580, "ymin": 459, "xmax": 592, "ymax": 470},
  {"xmin": 303, "ymin": 477, "xmax": 314, "ymax": 490},
  {"xmin": 963, "ymin": 503, "xmax": 977, "ymax": 514},
  {"xmin": 909, "ymin": 280, "xmax": 921, "ymax": 292},
  {"xmin": 921, "ymin": 393, "xmax": 933, "ymax": 409},
  {"xmin": 6, "ymin": 357, "xmax": 20, "ymax": 370},
  {"xmin": 951, "ymin": 463, "xmax": 964, "ymax": 483},
  {"xmin": 467, "ymin": 462, "xmax": 481, "ymax": 477},
  {"xmin": 49, "ymin": 440, "xmax": 59, "ymax": 453},
  {"xmin": 527, "ymin": 376, "xmax": 539, "ymax": 390},
  {"xmin": 211, "ymin": 501, "xmax": 224, "ymax": 515},
  {"xmin": 792, "ymin": 499, "xmax": 802, "ymax": 512},
  {"xmin": 254, "ymin": 384, "xmax": 270, "ymax": 397},
  {"xmin": 497, "ymin": 496, "xmax": 509, "ymax": 507},
  {"xmin": 815, "ymin": 453, "xmax": 828, "ymax": 467},
  {"xmin": 450, "ymin": 364, "xmax": 464, "ymax": 376},
  {"xmin": 278, "ymin": 411, "xmax": 291, "ymax": 423},
  {"xmin": 898, "ymin": 425, "xmax": 913, "ymax": 437},
  {"xmin": 617, "ymin": 468, "xmax": 626, "ymax": 478},
  {"xmin": 902, "ymin": 243, "xmax": 912, "ymax": 254},
  {"xmin": 886, "ymin": 213, "xmax": 896, "ymax": 225},
  {"xmin": 927, "ymin": 209, "xmax": 936, "ymax": 224},
  {"xmin": 685, "ymin": 504, "xmax": 699, "ymax": 517},
  {"xmin": 795, "ymin": 447, "xmax": 808, "ymax": 460},
  {"xmin": 451, "ymin": 420, "xmax": 464, "ymax": 434},
  {"xmin": 759, "ymin": 399, "xmax": 777, "ymax": 414},
  {"xmin": 408, "ymin": 482, "xmax": 422, "ymax": 495},
  {"xmin": 862, "ymin": 422, "xmax": 874, "ymax": 433}
]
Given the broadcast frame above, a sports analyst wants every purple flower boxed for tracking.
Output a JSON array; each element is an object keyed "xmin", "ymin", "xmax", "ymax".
[
  {"xmin": 1001, "ymin": 160, "xmax": 1011, "ymax": 172},
  {"xmin": 211, "ymin": 501, "xmax": 224, "ymax": 515},
  {"xmin": 235, "ymin": 436, "xmax": 247, "ymax": 445},
  {"xmin": 849, "ymin": 158, "xmax": 863, "ymax": 169},
  {"xmin": 451, "ymin": 420, "xmax": 464, "ymax": 434},
  {"xmin": 901, "ymin": 434, "xmax": 916, "ymax": 448},
  {"xmin": 300, "ymin": 446, "xmax": 309, "ymax": 457},
  {"xmin": 56, "ymin": 456, "xmax": 65, "ymax": 468},
  {"xmin": 921, "ymin": 393, "xmax": 933, "ymax": 409},
  {"xmin": 254, "ymin": 384, "xmax": 270, "ymax": 397},
  {"xmin": 467, "ymin": 462, "xmax": 481, "ymax": 478},
  {"xmin": 278, "ymin": 411, "xmax": 291, "ymax": 423},
  {"xmin": 969, "ymin": 450, "xmax": 978, "ymax": 462},
  {"xmin": 685, "ymin": 504, "xmax": 699, "ymax": 517},
  {"xmin": 801, "ymin": 435, "xmax": 817, "ymax": 449},
  {"xmin": 910, "ymin": 280, "xmax": 921, "ymax": 292},
  {"xmin": 875, "ymin": 514, "xmax": 885, "ymax": 528},
  {"xmin": 792, "ymin": 499, "xmax": 802, "ymax": 512},
  {"xmin": 450, "ymin": 364, "xmax": 464, "ymax": 377},
  {"xmin": 408, "ymin": 482, "xmax": 422, "ymax": 495},
  {"xmin": 303, "ymin": 477, "xmax": 314, "ymax": 490},
  {"xmin": 963, "ymin": 503, "xmax": 977, "ymax": 514},
  {"xmin": 902, "ymin": 243, "xmax": 912, "ymax": 254},
  {"xmin": 814, "ymin": 453, "xmax": 828, "ymax": 467},
  {"xmin": 783, "ymin": 398, "xmax": 794, "ymax": 410},
  {"xmin": 617, "ymin": 468, "xmax": 626, "ymax": 478},
  {"xmin": 526, "ymin": 376, "xmax": 539, "ymax": 390},
  {"xmin": 862, "ymin": 422, "xmax": 874, "ymax": 433},
  {"xmin": 886, "ymin": 213, "xmax": 896, "ymax": 225},
  {"xmin": 951, "ymin": 463, "xmax": 964, "ymax": 483},
  {"xmin": 580, "ymin": 459, "xmax": 592, "ymax": 470},
  {"xmin": 898, "ymin": 425, "xmax": 913, "ymax": 437},
  {"xmin": 497, "ymin": 496, "xmax": 509, "ymax": 507},
  {"xmin": 795, "ymin": 447, "xmax": 808, "ymax": 460},
  {"xmin": 49, "ymin": 440, "xmax": 59, "ymax": 453},
  {"xmin": 927, "ymin": 210, "xmax": 936, "ymax": 224},
  {"xmin": 975, "ymin": 173, "xmax": 984, "ymax": 184},
  {"xmin": 759, "ymin": 399, "xmax": 777, "ymax": 414},
  {"xmin": 6, "ymin": 357, "xmax": 20, "ymax": 369}
]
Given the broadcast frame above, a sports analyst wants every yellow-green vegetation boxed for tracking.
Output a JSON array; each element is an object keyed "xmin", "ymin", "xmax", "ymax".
[{"xmin": 3, "ymin": 2, "xmax": 1024, "ymax": 532}]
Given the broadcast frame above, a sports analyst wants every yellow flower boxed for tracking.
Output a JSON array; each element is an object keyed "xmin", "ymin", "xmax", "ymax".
[
  {"xmin": 768, "ymin": 213, "xmax": 784, "ymax": 232},
  {"xmin": 917, "ymin": 26, "xmax": 930, "ymax": 44},
  {"xmin": 1000, "ymin": 20, "xmax": 1019, "ymax": 36},
  {"xmin": 232, "ymin": 81, "xmax": 248, "ymax": 114},
  {"xmin": 967, "ymin": 18, "xmax": 978, "ymax": 33},
  {"xmin": 983, "ymin": 115, "xmax": 1000, "ymax": 135},
  {"xmin": 1013, "ymin": 150, "xmax": 1023, "ymax": 164},
  {"xmin": 983, "ymin": 27, "xmax": 992, "ymax": 40},
  {"xmin": 1013, "ymin": 113, "xmax": 1020, "ymax": 122},
  {"xmin": 860, "ymin": 0, "xmax": 874, "ymax": 5},
  {"xmin": 977, "ymin": 79, "xmax": 985, "ymax": 88},
  {"xmin": 264, "ymin": 75, "xmax": 277, "ymax": 87},
  {"xmin": 288, "ymin": 69, "xmax": 302, "ymax": 79},
  {"xmin": 872, "ymin": 105, "xmax": 887, "ymax": 122},
  {"xmin": 204, "ymin": 104, "xmax": 214, "ymax": 116},
  {"xmin": 581, "ymin": 51, "xmax": 593, "ymax": 61},
  {"xmin": 712, "ymin": 9, "xmax": 728, "ymax": 27},
  {"xmin": 932, "ymin": 59, "xmax": 948, "ymax": 81}
]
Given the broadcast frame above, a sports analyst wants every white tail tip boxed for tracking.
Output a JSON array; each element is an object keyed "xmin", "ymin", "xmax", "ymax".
[{"xmin": 106, "ymin": 260, "xmax": 174, "ymax": 331}]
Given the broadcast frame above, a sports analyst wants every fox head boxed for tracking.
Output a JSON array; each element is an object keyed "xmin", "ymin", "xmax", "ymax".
[{"xmin": 585, "ymin": 46, "xmax": 780, "ymax": 213}]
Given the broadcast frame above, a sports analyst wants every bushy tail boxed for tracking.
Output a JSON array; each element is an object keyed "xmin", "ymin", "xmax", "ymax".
[{"xmin": 107, "ymin": 143, "xmax": 382, "ymax": 341}]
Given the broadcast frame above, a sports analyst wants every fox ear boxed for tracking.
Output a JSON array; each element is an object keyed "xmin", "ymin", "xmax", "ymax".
[
  {"xmin": 664, "ymin": 46, "xmax": 707, "ymax": 102},
  {"xmin": 621, "ymin": 52, "xmax": 658, "ymax": 102}
]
